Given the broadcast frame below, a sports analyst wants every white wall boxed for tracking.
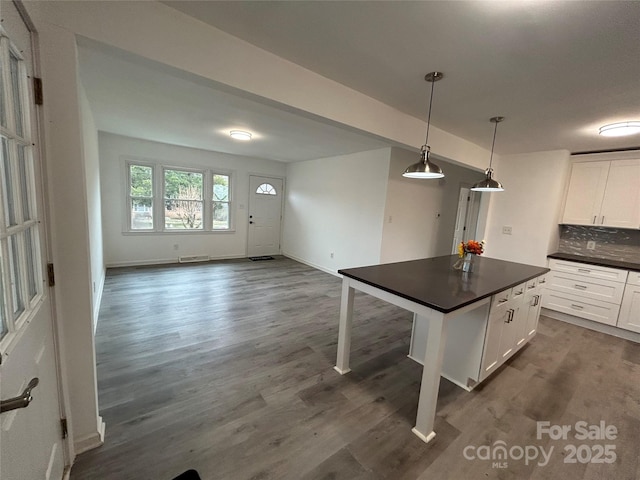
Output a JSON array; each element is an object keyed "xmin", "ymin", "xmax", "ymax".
[
  {"xmin": 283, "ymin": 149, "xmax": 390, "ymax": 273},
  {"xmin": 78, "ymin": 82, "xmax": 105, "ymax": 330},
  {"xmin": 35, "ymin": 21, "xmax": 103, "ymax": 457},
  {"xmin": 99, "ymin": 133, "xmax": 286, "ymax": 266},
  {"xmin": 381, "ymin": 148, "xmax": 486, "ymax": 263},
  {"xmin": 483, "ymin": 150, "xmax": 571, "ymax": 267}
]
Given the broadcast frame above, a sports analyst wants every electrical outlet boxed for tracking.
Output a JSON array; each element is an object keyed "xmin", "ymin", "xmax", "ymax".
[
  {"xmin": 502, "ymin": 226, "xmax": 513, "ymax": 235},
  {"xmin": 173, "ymin": 244, "xmax": 179, "ymax": 251},
  {"xmin": 587, "ymin": 241, "xmax": 596, "ymax": 250},
  {"xmin": 330, "ymin": 252, "xmax": 334, "ymax": 259}
]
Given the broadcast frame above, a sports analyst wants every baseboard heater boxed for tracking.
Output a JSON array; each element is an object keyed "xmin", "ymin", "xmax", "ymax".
[{"xmin": 178, "ymin": 254, "xmax": 210, "ymax": 263}]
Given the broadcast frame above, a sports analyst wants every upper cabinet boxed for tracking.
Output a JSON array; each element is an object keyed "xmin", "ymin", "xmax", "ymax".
[{"xmin": 562, "ymin": 159, "xmax": 640, "ymax": 229}]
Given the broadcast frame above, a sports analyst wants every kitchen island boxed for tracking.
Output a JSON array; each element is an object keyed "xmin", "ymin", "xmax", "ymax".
[{"xmin": 335, "ymin": 255, "xmax": 549, "ymax": 444}]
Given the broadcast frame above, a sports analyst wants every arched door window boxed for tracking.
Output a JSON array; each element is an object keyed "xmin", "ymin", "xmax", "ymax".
[{"xmin": 256, "ymin": 183, "xmax": 277, "ymax": 195}]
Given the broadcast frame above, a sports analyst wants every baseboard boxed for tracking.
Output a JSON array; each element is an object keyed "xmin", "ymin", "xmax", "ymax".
[
  {"xmin": 73, "ymin": 417, "xmax": 105, "ymax": 455},
  {"xmin": 541, "ymin": 308, "xmax": 640, "ymax": 343},
  {"xmin": 282, "ymin": 252, "xmax": 341, "ymax": 278},
  {"xmin": 105, "ymin": 254, "xmax": 246, "ymax": 269}
]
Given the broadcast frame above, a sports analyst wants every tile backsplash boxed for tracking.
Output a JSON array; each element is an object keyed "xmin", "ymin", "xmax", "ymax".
[{"xmin": 558, "ymin": 225, "xmax": 640, "ymax": 264}]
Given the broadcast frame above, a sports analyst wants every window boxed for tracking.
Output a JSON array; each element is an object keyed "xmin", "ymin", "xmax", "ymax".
[
  {"xmin": 129, "ymin": 164, "xmax": 153, "ymax": 230},
  {"xmin": 212, "ymin": 174, "xmax": 230, "ymax": 230},
  {"xmin": 256, "ymin": 183, "xmax": 277, "ymax": 195},
  {"xmin": 0, "ymin": 33, "xmax": 42, "ymax": 341},
  {"xmin": 126, "ymin": 162, "xmax": 232, "ymax": 232},
  {"xmin": 164, "ymin": 169, "xmax": 203, "ymax": 230}
]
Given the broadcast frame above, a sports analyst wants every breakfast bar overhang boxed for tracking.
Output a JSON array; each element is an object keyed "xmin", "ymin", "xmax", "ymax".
[{"xmin": 334, "ymin": 255, "xmax": 550, "ymax": 444}]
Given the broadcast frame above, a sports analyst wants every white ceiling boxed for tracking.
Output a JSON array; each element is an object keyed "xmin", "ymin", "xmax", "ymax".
[
  {"xmin": 79, "ymin": 1, "xmax": 640, "ymax": 164},
  {"xmin": 77, "ymin": 39, "xmax": 393, "ymax": 163}
]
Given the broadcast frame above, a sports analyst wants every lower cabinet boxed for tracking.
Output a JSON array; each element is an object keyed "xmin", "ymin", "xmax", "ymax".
[
  {"xmin": 543, "ymin": 258, "xmax": 640, "ymax": 334},
  {"xmin": 409, "ymin": 274, "xmax": 546, "ymax": 390},
  {"xmin": 618, "ymin": 273, "xmax": 640, "ymax": 333}
]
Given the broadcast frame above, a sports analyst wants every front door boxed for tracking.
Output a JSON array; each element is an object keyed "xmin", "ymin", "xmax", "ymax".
[
  {"xmin": 247, "ymin": 176, "xmax": 283, "ymax": 257},
  {"xmin": 0, "ymin": 3, "xmax": 66, "ymax": 479}
]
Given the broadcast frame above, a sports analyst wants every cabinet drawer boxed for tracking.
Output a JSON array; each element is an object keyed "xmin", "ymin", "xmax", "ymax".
[
  {"xmin": 547, "ymin": 271, "xmax": 625, "ymax": 304},
  {"xmin": 542, "ymin": 290, "xmax": 620, "ymax": 326},
  {"xmin": 512, "ymin": 282, "xmax": 526, "ymax": 299},
  {"xmin": 491, "ymin": 288, "xmax": 512, "ymax": 308},
  {"xmin": 548, "ymin": 259, "xmax": 628, "ymax": 283},
  {"xmin": 536, "ymin": 274, "xmax": 549, "ymax": 289},
  {"xmin": 626, "ymin": 271, "xmax": 640, "ymax": 287}
]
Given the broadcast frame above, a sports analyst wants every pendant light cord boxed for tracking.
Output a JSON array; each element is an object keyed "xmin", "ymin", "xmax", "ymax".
[
  {"xmin": 424, "ymin": 78, "xmax": 436, "ymax": 146},
  {"xmin": 488, "ymin": 120, "xmax": 499, "ymax": 169}
]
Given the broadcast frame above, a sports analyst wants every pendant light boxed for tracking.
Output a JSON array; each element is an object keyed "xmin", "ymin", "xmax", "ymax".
[
  {"xmin": 403, "ymin": 72, "xmax": 445, "ymax": 179},
  {"xmin": 471, "ymin": 116, "xmax": 505, "ymax": 192}
]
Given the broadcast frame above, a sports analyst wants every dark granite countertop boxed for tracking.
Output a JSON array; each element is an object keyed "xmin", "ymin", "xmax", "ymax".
[
  {"xmin": 338, "ymin": 255, "xmax": 549, "ymax": 314},
  {"xmin": 547, "ymin": 252, "xmax": 640, "ymax": 272}
]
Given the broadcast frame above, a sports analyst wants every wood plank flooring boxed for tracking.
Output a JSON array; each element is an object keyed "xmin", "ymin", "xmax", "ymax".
[{"xmin": 70, "ymin": 257, "xmax": 640, "ymax": 480}]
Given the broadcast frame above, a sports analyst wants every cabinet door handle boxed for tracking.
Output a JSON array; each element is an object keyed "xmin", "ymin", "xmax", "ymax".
[
  {"xmin": 570, "ymin": 304, "xmax": 584, "ymax": 310},
  {"xmin": 578, "ymin": 269, "xmax": 591, "ymax": 273},
  {"xmin": 505, "ymin": 308, "xmax": 515, "ymax": 323},
  {"xmin": 574, "ymin": 284, "xmax": 587, "ymax": 290},
  {"xmin": 593, "ymin": 215, "xmax": 596, "ymax": 224},
  {"xmin": 601, "ymin": 216, "xmax": 605, "ymax": 224},
  {"xmin": 532, "ymin": 295, "xmax": 540, "ymax": 307}
]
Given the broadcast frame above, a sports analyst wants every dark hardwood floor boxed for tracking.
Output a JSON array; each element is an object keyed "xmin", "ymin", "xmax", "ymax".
[{"xmin": 70, "ymin": 257, "xmax": 640, "ymax": 480}]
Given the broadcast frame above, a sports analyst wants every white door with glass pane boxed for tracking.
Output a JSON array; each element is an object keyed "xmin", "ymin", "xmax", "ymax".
[
  {"xmin": 248, "ymin": 176, "xmax": 283, "ymax": 257},
  {"xmin": 0, "ymin": 5, "xmax": 66, "ymax": 480}
]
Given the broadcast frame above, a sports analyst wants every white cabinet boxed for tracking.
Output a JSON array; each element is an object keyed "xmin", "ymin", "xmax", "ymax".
[
  {"xmin": 544, "ymin": 259, "xmax": 639, "ymax": 331},
  {"xmin": 599, "ymin": 161, "xmax": 640, "ymax": 229},
  {"xmin": 524, "ymin": 277, "xmax": 543, "ymax": 340},
  {"xmin": 617, "ymin": 272, "xmax": 640, "ymax": 333},
  {"xmin": 561, "ymin": 159, "xmax": 640, "ymax": 228},
  {"xmin": 480, "ymin": 290, "xmax": 513, "ymax": 379},
  {"xmin": 562, "ymin": 161, "xmax": 609, "ymax": 226},
  {"xmin": 409, "ymin": 274, "xmax": 547, "ymax": 390}
]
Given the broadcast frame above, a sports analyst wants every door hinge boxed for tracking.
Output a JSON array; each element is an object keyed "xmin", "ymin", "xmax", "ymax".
[
  {"xmin": 33, "ymin": 77, "xmax": 43, "ymax": 105},
  {"xmin": 467, "ymin": 196, "xmax": 471, "ymax": 201},
  {"xmin": 60, "ymin": 418, "xmax": 68, "ymax": 439},
  {"xmin": 47, "ymin": 263, "xmax": 55, "ymax": 287}
]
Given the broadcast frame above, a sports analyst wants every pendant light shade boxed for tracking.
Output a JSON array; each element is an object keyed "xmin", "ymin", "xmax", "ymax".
[
  {"xmin": 403, "ymin": 72, "xmax": 445, "ymax": 179},
  {"xmin": 471, "ymin": 117, "xmax": 505, "ymax": 192},
  {"xmin": 402, "ymin": 145, "xmax": 444, "ymax": 178}
]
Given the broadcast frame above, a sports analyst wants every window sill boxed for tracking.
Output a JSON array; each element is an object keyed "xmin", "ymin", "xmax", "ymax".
[{"xmin": 122, "ymin": 229, "xmax": 237, "ymax": 236}]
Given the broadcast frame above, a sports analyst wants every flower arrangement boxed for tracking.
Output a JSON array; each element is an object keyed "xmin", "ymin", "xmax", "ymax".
[{"xmin": 458, "ymin": 240, "xmax": 484, "ymax": 257}]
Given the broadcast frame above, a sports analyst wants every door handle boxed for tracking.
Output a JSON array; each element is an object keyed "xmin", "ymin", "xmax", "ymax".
[{"xmin": 1, "ymin": 378, "xmax": 39, "ymax": 414}]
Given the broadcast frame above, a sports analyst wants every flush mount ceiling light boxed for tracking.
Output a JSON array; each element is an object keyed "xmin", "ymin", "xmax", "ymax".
[
  {"xmin": 403, "ymin": 72, "xmax": 445, "ymax": 179},
  {"xmin": 598, "ymin": 122, "xmax": 640, "ymax": 137},
  {"xmin": 471, "ymin": 116, "xmax": 505, "ymax": 192},
  {"xmin": 229, "ymin": 130, "xmax": 252, "ymax": 141}
]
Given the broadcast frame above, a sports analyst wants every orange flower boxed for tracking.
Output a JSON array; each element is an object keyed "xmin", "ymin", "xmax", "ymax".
[{"xmin": 460, "ymin": 240, "xmax": 484, "ymax": 257}]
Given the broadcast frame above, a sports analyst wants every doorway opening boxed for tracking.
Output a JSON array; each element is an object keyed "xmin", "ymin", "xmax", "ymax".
[{"xmin": 451, "ymin": 185, "xmax": 482, "ymax": 254}]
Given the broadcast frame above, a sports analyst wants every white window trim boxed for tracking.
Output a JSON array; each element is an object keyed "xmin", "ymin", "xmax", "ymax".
[{"xmin": 123, "ymin": 158, "xmax": 235, "ymax": 234}]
